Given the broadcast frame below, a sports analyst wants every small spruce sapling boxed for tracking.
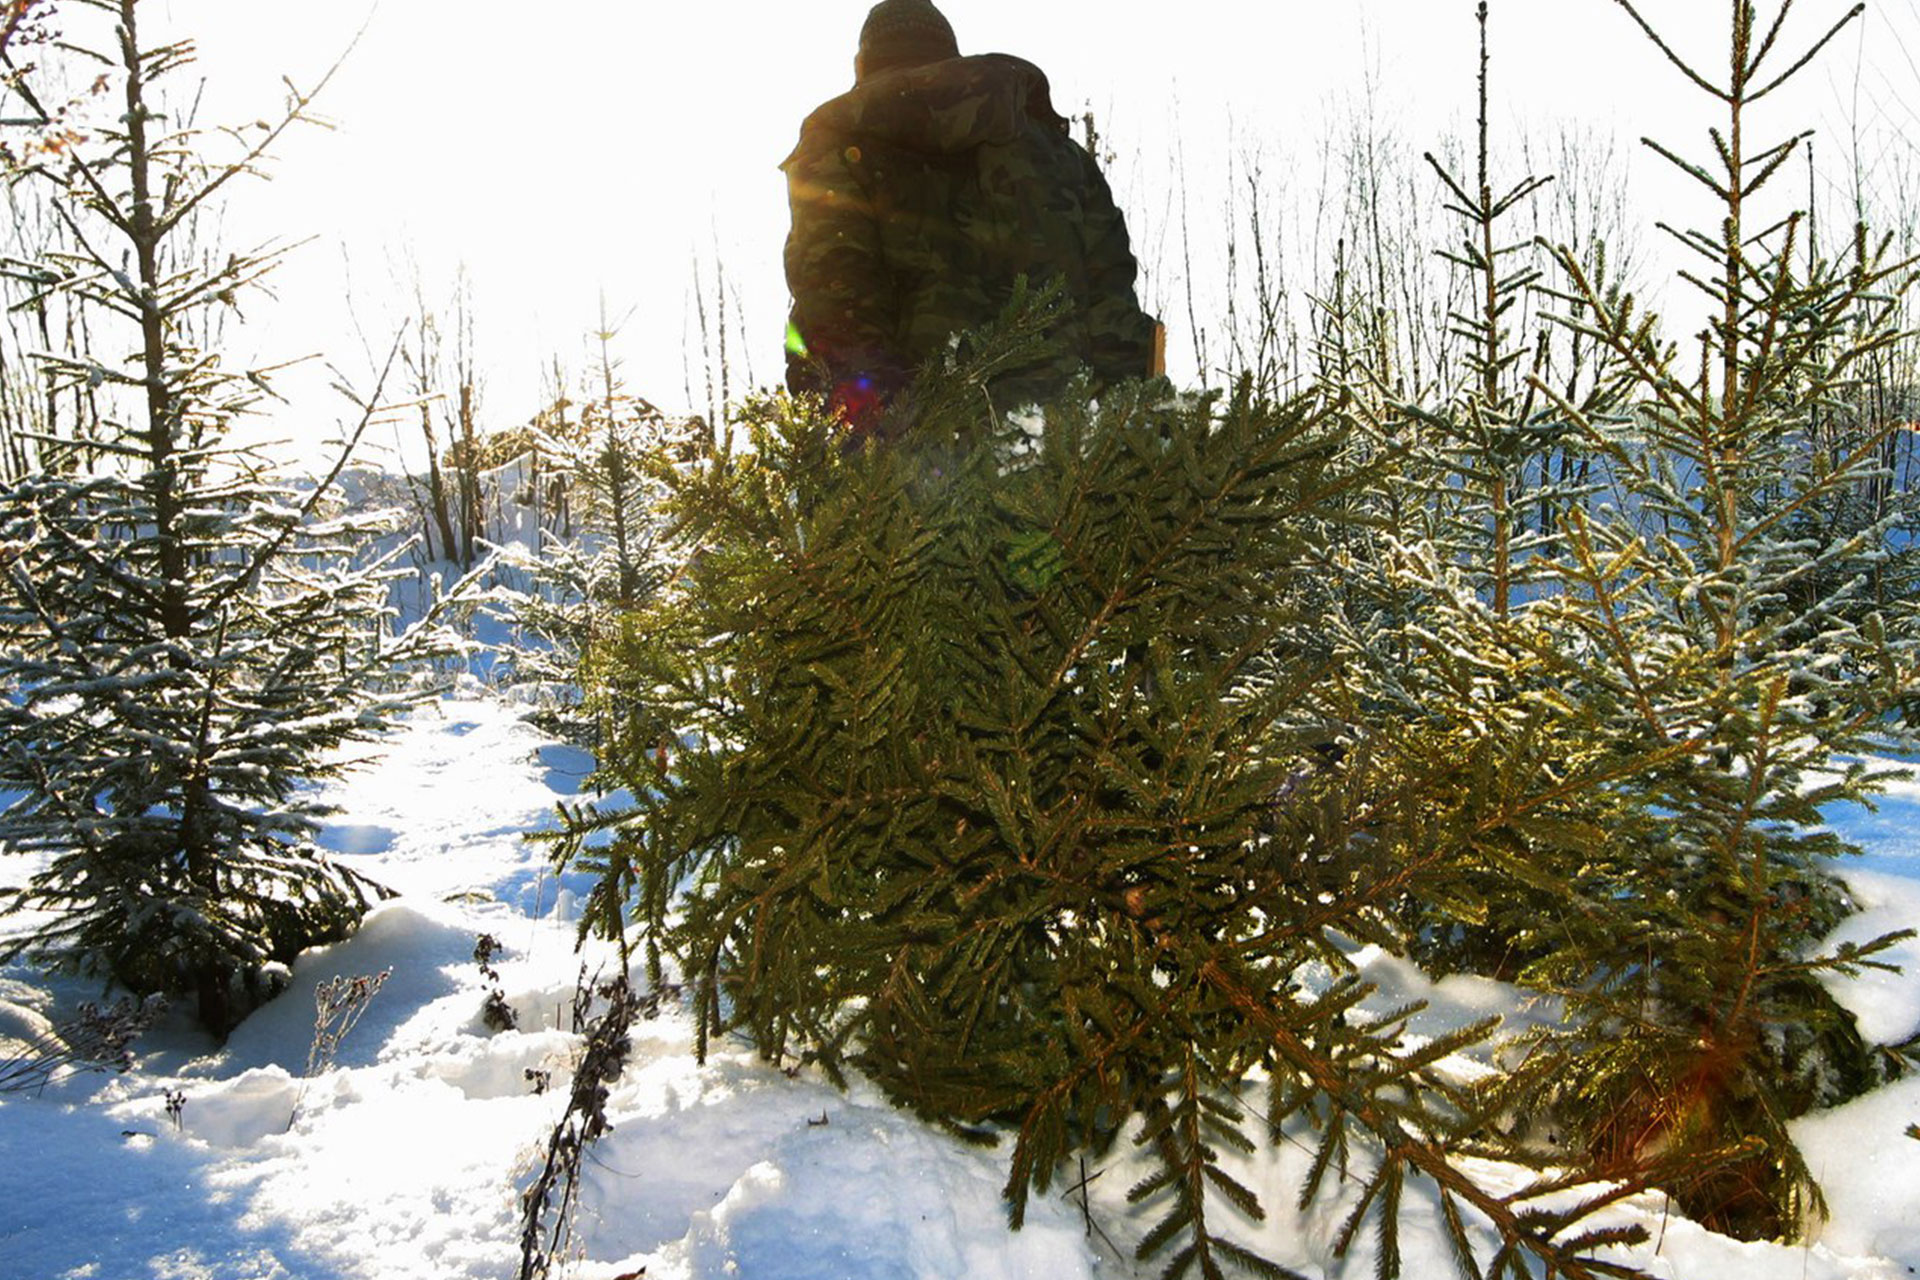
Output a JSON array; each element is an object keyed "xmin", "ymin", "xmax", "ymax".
[
  {"xmin": 1341, "ymin": 0, "xmax": 1627, "ymax": 984},
  {"xmin": 1515, "ymin": 0, "xmax": 1920, "ymax": 1238},
  {"xmin": 500, "ymin": 307, "xmax": 668, "ymax": 753},
  {"xmin": 0, "ymin": 0, "xmax": 471, "ymax": 1035}
]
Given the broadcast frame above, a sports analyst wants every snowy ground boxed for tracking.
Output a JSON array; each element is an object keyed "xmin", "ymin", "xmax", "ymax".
[{"xmin": 2, "ymin": 691, "xmax": 1918, "ymax": 1280}]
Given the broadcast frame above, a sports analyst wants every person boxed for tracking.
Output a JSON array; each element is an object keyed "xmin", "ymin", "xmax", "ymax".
[{"xmin": 781, "ymin": 0, "xmax": 1163, "ymax": 432}]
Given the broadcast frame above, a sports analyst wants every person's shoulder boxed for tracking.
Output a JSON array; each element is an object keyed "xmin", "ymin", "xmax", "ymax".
[
  {"xmin": 782, "ymin": 85, "xmax": 862, "ymax": 171},
  {"xmin": 811, "ymin": 55, "xmax": 1042, "ymax": 158},
  {"xmin": 968, "ymin": 54, "xmax": 1070, "ymax": 141},
  {"xmin": 968, "ymin": 53, "xmax": 1048, "ymax": 82},
  {"xmin": 783, "ymin": 54, "xmax": 1070, "ymax": 166},
  {"xmin": 925, "ymin": 53, "xmax": 1056, "ymax": 112}
]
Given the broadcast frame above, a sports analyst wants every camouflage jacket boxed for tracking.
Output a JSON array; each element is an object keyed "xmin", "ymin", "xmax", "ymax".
[{"xmin": 782, "ymin": 53, "xmax": 1158, "ymax": 409}]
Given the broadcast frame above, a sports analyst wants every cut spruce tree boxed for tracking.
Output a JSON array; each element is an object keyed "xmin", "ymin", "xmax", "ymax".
[
  {"xmin": 0, "ymin": 0, "xmax": 467, "ymax": 1034},
  {"xmin": 552, "ymin": 288, "xmax": 1726, "ymax": 1280}
]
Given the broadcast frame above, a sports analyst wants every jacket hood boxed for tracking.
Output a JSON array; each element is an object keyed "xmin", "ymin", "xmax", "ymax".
[{"xmin": 784, "ymin": 53, "xmax": 1067, "ymax": 167}]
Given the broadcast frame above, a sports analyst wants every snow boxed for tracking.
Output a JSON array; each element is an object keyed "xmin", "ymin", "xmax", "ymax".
[
  {"xmin": 1795, "ymin": 1075, "xmax": 1920, "ymax": 1267},
  {"xmin": 599, "ymin": 1076, "xmax": 1092, "ymax": 1280},
  {"xmin": 0, "ymin": 694, "xmax": 1096, "ymax": 1280},
  {"xmin": 1814, "ymin": 870, "xmax": 1920, "ymax": 1048},
  {"xmin": 3, "ymin": 691, "xmax": 1919, "ymax": 1280}
]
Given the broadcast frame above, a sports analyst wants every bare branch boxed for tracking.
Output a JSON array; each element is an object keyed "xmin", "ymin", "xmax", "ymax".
[
  {"xmin": 1748, "ymin": 0, "xmax": 1799, "ymax": 77},
  {"xmin": 1610, "ymin": 0, "xmax": 1731, "ymax": 100},
  {"xmin": 1640, "ymin": 136, "xmax": 1732, "ymax": 201},
  {"xmin": 155, "ymin": 19, "xmax": 368, "ymax": 236},
  {"xmin": 210, "ymin": 327, "xmax": 408, "ymax": 615},
  {"xmin": 1751, "ymin": 3, "xmax": 1866, "ymax": 100},
  {"xmin": 1424, "ymin": 151, "xmax": 1484, "ymax": 218},
  {"xmin": 0, "ymin": 48, "xmax": 136, "ymax": 238}
]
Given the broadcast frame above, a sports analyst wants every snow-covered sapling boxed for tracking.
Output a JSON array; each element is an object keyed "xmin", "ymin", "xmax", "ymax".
[
  {"xmin": 495, "ymin": 308, "xmax": 671, "ymax": 753},
  {"xmin": 0, "ymin": 0, "xmax": 473, "ymax": 1038}
]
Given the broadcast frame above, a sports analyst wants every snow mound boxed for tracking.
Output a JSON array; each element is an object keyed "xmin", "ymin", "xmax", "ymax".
[
  {"xmin": 674, "ymin": 1120, "xmax": 1088, "ymax": 1280},
  {"xmin": 1821, "ymin": 870, "xmax": 1920, "ymax": 1046},
  {"xmin": 0, "ymin": 978, "xmax": 57, "ymax": 1059},
  {"xmin": 420, "ymin": 1026, "xmax": 574, "ymax": 1101},
  {"xmin": 215, "ymin": 900, "xmax": 480, "ymax": 1076},
  {"xmin": 580, "ymin": 1075, "xmax": 1094, "ymax": 1280},
  {"xmin": 179, "ymin": 1066, "xmax": 301, "ymax": 1147},
  {"xmin": 1796, "ymin": 1075, "xmax": 1920, "ymax": 1266}
]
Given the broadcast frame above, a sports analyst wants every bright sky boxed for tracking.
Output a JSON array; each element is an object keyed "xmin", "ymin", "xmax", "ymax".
[{"xmin": 128, "ymin": 0, "xmax": 1920, "ymax": 452}]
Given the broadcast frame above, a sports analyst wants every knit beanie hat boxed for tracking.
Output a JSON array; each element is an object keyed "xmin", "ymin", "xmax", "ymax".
[{"xmin": 857, "ymin": 0, "xmax": 959, "ymax": 79}]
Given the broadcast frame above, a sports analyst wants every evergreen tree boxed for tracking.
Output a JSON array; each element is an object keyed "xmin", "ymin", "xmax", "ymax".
[
  {"xmin": 1412, "ymin": 2, "xmax": 1606, "ymax": 618},
  {"xmin": 551, "ymin": 0, "xmax": 1919, "ymax": 1265},
  {"xmin": 1312, "ymin": 1, "xmax": 1637, "ymax": 985},
  {"xmin": 1309, "ymin": 3, "xmax": 1916, "ymax": 1238},
  {"xmin": 500, "ymin": 311, "xmax": 668, "ymax": 749},
  {"xmin": 0, "ymin": 0, "xmax": 464, "ymax": 1034},
  {"xmin": 1508, "ymin": 0, "xmax": 1920, "ymax": 1237}
]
